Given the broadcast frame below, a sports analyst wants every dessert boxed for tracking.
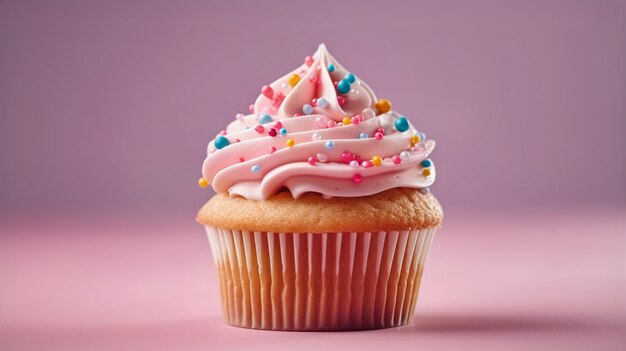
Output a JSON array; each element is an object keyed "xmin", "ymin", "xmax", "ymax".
[{"xmin": 197, "ymin": 44, "xmax": 442, "ymax": 331}]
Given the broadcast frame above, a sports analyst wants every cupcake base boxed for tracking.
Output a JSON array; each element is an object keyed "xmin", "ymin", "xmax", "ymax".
[{"xmin": 205, "ymin": 227, "xmax": 436, "ymax": 331}]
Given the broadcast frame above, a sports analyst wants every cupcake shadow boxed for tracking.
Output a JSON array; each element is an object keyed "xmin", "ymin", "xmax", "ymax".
[{"xmin": 403, "ymin": 313, "xmax": 603, "ymax": 333}]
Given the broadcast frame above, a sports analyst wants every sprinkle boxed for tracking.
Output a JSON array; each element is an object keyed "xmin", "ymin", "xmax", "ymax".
[
  {"xmin": 304, "ymin": 56, "xmax": 314, "ymax": 66},
  {"xmin": 269, "ymin": 146, "xmax": 276, "ymax": 153},
  {"xmin": 198, "ymin": 177, "xmax": 209, "ymax": 188},
  {"xmin": 359, "ymin": 132, "xmax": 368, "ymax": 139},
  {"xmin": 421, "ymin": 159, "xmax": 432, "ymax": 167},
  {"xmin": 312, "ymin": 133, "xmax": 321, "ymax": 140},
  {"xmin": 352, "ymin": 174, "xmax": 363, "ymax": 184},
  {"xmin": 394, "ymin": 117, "xmax": 410, "ymax": 132},
  {"xmin": 417, "ymin": 131, "xmax": 426, "ymax": 141},
  {"xmin": 261, "ymin": 85, "xmax": 274, "ymax": 99},
  {"xmin": 422, "ymin": 169, "xmax": 431, "ymax": 177},
  {"xmin": 349, "ymin": 160, "xmax": 359, "ymax": 168},
  {"xmin": 325, "ymin": 141, "xmax": 335, "ymax": 150},
  {"xmin": 372, "ymin": 156, "xmax": 382, "ymax": 166},
  {"xmin": 268, "ymin": 128, "xmax": 278, "ymax": 137},
  {"xmin": 342, "ymin": 117, "xmax": 351, "ymax": 125},
  {"xmin": 375, "ymin": 99, "xmax": 392, "ymax": 114},
  {"xmin": 411, "ymin": 134, "xmax": 420, "ymax": 146},
  {"xmin": 254, "ymin": 125, "xmax": 265, "ymax": 134},
  {"xmin": 238, "ymin": 157, "xmax": 245, "ymax": 162},
  {"xmin": 362, "ymin": 108, "xmax": 376, "ymax": 120},
  {"xmin": 249, "ymin": 104, "xmax": 254, "ymax": 113},
  {"xmin": 327, "ymin": 63, "xmax": 335, "ymax": 72},
  {"xmin": 399, "ymin": 151, "xmax": 410, "ymax": 162},
  {"xmin": 274, "ymin": 121, "xmax": 282, "ymax": 129},
  {"xmin": 317, "ymin": 153, "xmax": 328, "ymax": 162},
  {"xmin": 317, "ymin": 98, "xmax": 328, "ymax": 108},
  {"xmin": 337, "ymin": 79, "xmax": 351, "ymax": 94},
  {"xmin": 302, "ymin": 104, "xmax": 313, "ymax": 115},
  {"xmin": 279, "ymin": 128, "xmax": 288, "ymax": 135},
  {"xmin": 286, "ymin": 139, "xmax": 295, "ymax": 147},
  {"xmin": 233, "ymin": 139, "xmax": 240, "ymax": 143},
  {"xmin": 351, "ymin": 116, "xmax": 361, "ymax": 125},
  {"xmin": 218, "ymin": 130, "xmax": 227, "ymax": 136},
  {"xmin": 235, "ymin": 113, "xmax": 245, "ymax": 122},
  {"xmin": 361, "ymin": 160, "xmax": 373, "ymax": 168},
  {"xmin": 288, "ymin": 74, "xmax": 301, "ymax": 87},
  {"xmin": 258, "ymin": 114, "xmax": 273, "ymax": 124},
  {"xmin": 308, "ymin": 156, "xmax": 318, "ymax": 165},
  {"xmin": 375, "ymin": 132, "xmax": 383, "ymax": 140},
  {"xmin": 419, "ymin": 187, "xmax": 431, "ymax": 194},
  {"xmin": 341, "ymin": 152, "xmax": 354, "ymax": 163},
  {"xmin": 377, "ymin": 128, "xmax": 385, "ymax": 134},
  {"xmin": 327, "ymin": 120, "xmax": 337, "ymax": 128},
  {"xmin": 392, "ymin": 155, "xmax": 401, "ymax": 164},
  {"xmin": 251, "ymin": 165, "xmax": 261, "ymax": 173},
  {"xmin": 315, "ymin": 117, "xmax": 328, "ymax": 128},
  {"xmin": 345, "ymin": 73, "xmax": 356, "ymax": 83},
  {"xmin": 214, "ymin": 135, "xmax": 230, "ymax": 149}
]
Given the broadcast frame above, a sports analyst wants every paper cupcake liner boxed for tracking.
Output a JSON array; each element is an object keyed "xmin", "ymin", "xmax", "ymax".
[{"xmin": 204, "ymin": 226, "xmax": 436, "ymax": 331}]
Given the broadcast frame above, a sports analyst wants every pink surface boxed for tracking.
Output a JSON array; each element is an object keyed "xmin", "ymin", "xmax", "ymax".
[{"xmin": 2, "ymin": 210, "xmax": 624, "ymax": 350}]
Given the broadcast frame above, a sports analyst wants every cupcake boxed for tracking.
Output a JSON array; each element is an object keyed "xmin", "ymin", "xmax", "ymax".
[{"xmin": 197, "ymin": 44, "xmax": 442, "ymax": 331}]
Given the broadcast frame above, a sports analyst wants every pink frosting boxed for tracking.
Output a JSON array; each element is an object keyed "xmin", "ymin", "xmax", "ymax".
[{"xmin": 201, "ymin": 44, "xmax": 436, "ymax": 200}]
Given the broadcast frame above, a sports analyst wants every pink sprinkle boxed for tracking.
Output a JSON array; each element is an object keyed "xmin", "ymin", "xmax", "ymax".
[
  {"xmin": 375, "ymin": 132, "xmax": 383, "ymax": 140},
  {"xmin": 261, "ymin": 85, "xmax": 274, "ymax": 99},
  {"xmin": 361, "ymin": 160, "xmax": 373, "ymax": 168},
  {"xmin": 248, "ymin": 104, "xmax": 254, "ymax": 113},
  {"xmin": 219, "ymin": 130, "xmax": 227, "ymax": 135},
  {"xmin": 308, "ymin": 156, "xmax": 318, "ymax": 165},
  {"xmin": 269, "ymin": 146, "xmax": 276, "ymax": 153},
  {"xmin": 315, "ymin": 117, "xmax": 328, "ymax": 128},
  {"xmin": 392, "ymin": 155, "xmax": 401, "ymax": 164},
  {"xmin": 327, "ymin": 120, "xmax": 337, "ymax": 128},
  {"xmin": 233, "ymin": 139, "xmax": 241, "ymax": 143},
  {"xmin": 311, "ymin": 98, "xmax": 317, "ymax": 107},
  {"xmin": 352, "ymin": 174, "xmax": 363, "ymax": 184},
  {"xmin": 377, "ymin": 128, "xmax": 385, "ymax": 134},
  {"xmin": 272, "ymin": 93, "xmax": 285, "ymax": 108},
  {"xmin": 238, "ymin": 157, "xmax": 245, "ymax": 163},
  {"xmin": 337, "ymin": 96, "xmax": 346, "ymax": 106},
  {"xmin": 254, "ymin": 125, "xmax": 265, "ymax": 134},
  {"xmin": 274, "ymin": 121, "xmax": 282, "ymax": 129},
  {"xmin": 268, "ymin": 128, "xmax": 278, "ymax": 137},
  {"xmin": 341, "ymin": 152, "xmax": 353, "ymax": 163},
  {"xmin": 355, "ymin": 114, "xmax": 364, "ymax": 122},
  {"xmin": 350, "ymin": 116, "xmax": 361, "ymax": 125},
  {"xmin": 305, "ymin": 56, "xmax": 314, "ymax": 66},
  {"xmin": 235, "ymin": 113, "xmax": 245, "ymax": 121}
]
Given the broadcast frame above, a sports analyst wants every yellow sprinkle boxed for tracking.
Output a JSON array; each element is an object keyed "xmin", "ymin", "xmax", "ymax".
[
  {"xmin": 198, "ymin": 177, "xmax": 209, "ymax": 188},
  {"xmin": 286, "ymin": 139, "xmax": 295, "ymax": 147},
  {"xmin": 372, "ymin": 156, "xmax": 382, "ymax": 166},
  {"xmin": 422, "ymin": 169, "xmax": 431, "ymax": 177},
  {"xmin": 411, "ymin": 134, "xmax": 420, "ymax": 146},
  {"xmin": 375, "ymin": 98, "xmax": 392, "ymax": 114},
  {"xmin": 342, "ymin": 117, "xmax": 351, "ymax": 125},
  {"xmin": 288, "ymin": 74, "xmax": 301, "ymax": 87}
]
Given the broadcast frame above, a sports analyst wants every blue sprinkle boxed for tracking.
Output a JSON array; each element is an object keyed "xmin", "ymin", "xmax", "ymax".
[
  {"xmin": 279, "ymin": 128, "xmax": 287, "ymax": 135},
  {"xmin": 325, "ymin": 140, "xmax": 335, "ymax": 150},
  {"xmin": 317, "ymin": 97, "xmax": 328, "ymax": 108},
  {"xmin": 345, "ymin": 73, "xmax": 356, "ymax": 83},
  {"xmin": 258, "ymin": 114, "xmax": 273, "ymax": 124},
  {"xmin": 327, "ymin": 63, "xmax": 335, "ymax": 72},
  {"xmin": 337, "ymin": 79, "xmax": 351, "ymax": 94},
  {"xmin": 421, "ymin": 159, "xmax": 432, "ymax": 168},
  {"xmin": 417, "ymin": 131, "xmax": 426, "ymax": 141},
  {"xmin": 395, "ymin": 117, "xmax": 410, "ymax": 132},
  {"xmin": 251, "ymin": 165, "xmax": 261, "ymax": 173},
  {"xmin": 359, "ymin": 132, "xmax": 368, "ymax": 139},
  {"xmin": 214, "ymin": 135, "xmax": 230, "ymax": 150},
  {"xmin": 302, "ymin": 104, "xmax": 313, "ymax": 115}
]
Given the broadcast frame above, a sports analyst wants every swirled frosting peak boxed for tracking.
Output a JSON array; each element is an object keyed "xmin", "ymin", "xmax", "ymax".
[{"xmin": 199, "ymin": 44, "xmax": 437, "ymax": 200}]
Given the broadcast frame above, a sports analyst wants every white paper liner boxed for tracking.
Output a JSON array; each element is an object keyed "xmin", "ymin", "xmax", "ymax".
[{"xmin": 205, "ymin": 226, "xmax": 436, "ymax": 331}]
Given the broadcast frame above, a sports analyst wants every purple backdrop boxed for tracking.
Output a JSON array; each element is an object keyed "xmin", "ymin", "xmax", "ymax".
[{"xmin": 1, "ymin": 0, "xmax": 625, "ymax": 215}]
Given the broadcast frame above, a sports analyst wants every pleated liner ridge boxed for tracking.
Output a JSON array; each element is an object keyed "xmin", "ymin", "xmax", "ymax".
[{"xmin": 205, "ymin": 227, "xmax": 436, "ymax": 331}]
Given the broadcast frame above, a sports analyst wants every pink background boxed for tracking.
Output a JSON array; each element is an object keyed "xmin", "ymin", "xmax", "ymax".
[{"xmin": 1, "ymin": 0, "xmax": 624, "ymax": 350}]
